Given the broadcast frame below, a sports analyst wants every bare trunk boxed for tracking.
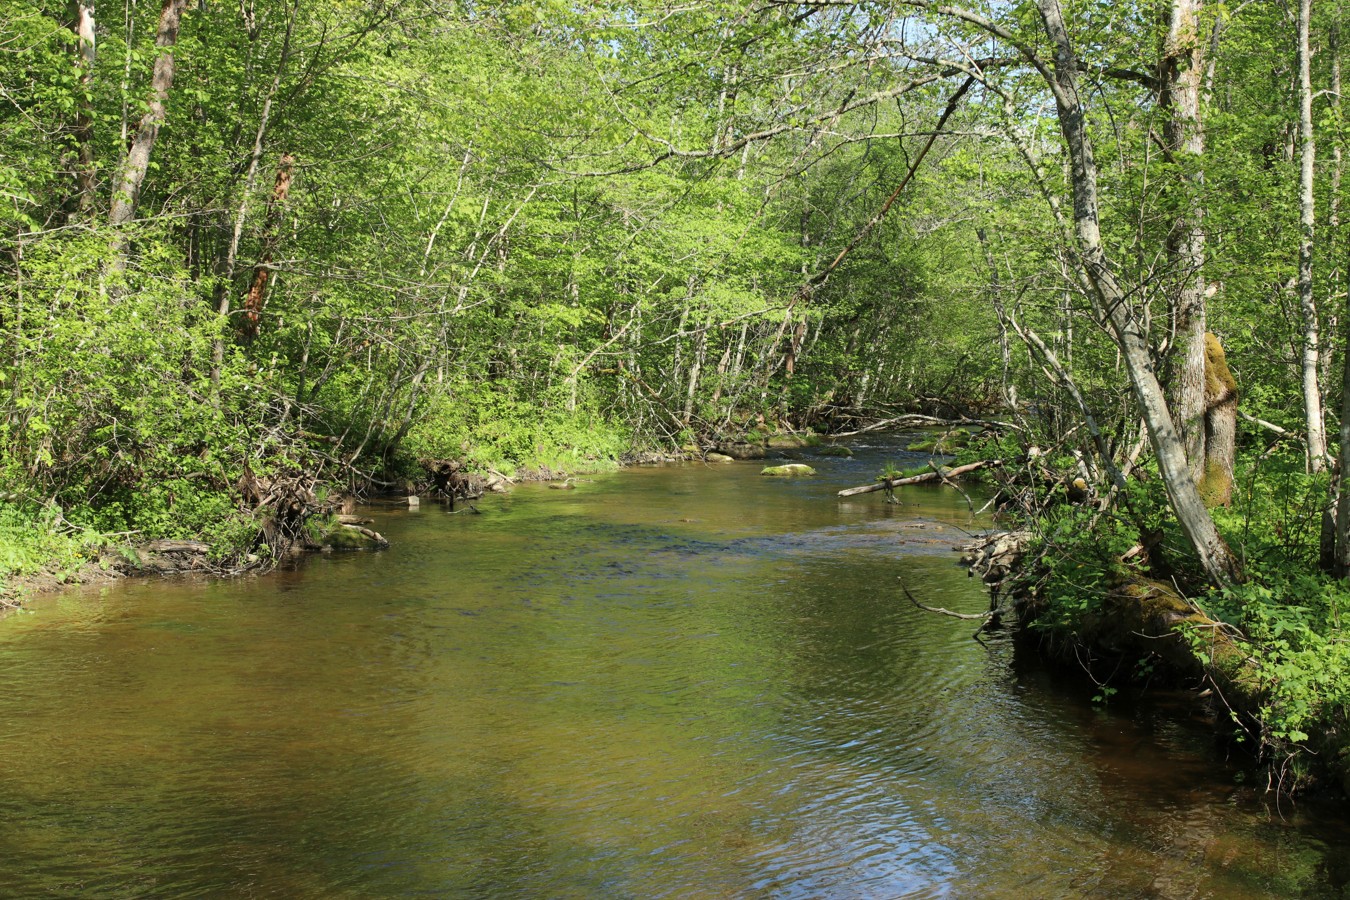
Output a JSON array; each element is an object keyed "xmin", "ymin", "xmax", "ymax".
[
  {"xmin": 1332, "ymin": 11, "xmax": 1350, "ymax": 573},
  {"xmin": 1036, "ymin": 0, "xmax": 1241, "ymax": 586},
  {"xmin": 1200, "ymin": 334, "xmax": 1237, "ymax": 507},
  {"xmin": 108, "ymin": 0, "xmax": 187, "ymax": 246},
  {"xmin": 682, "ymin": 323, "xmax": 707, "ymax": 426},
  {"xmin": 1161, "ymin": 0, "xmax": 1209, "ymax": 481},
  {"xmin": 1297, "ymin": 0, "xmax": 1328, "ymax": 471},
  {"xmin": 72, "ymin": 0, "xmax": 97, "ymax": 212},
  {"xmin": 977, "ymin": 227, "xmax": 1017, "ymax": 413}
]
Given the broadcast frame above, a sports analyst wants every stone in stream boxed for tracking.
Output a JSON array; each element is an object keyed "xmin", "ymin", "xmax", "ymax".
[
  {"xmin": 320, "ymin": 523, "xmax": 389, "ymax": 550},
  {"xmin": 815, "ymin": 445, "xmax": 853, "ymax": 457},
  {"xmin": 760, "ymin": 464, "xmax": 816, "ymax": 477},
  {"xmin": 717, "ymin": 442, "xmax": 766, "ymax": 460},
  {"xmin": 705, "ymin": 452, "xmax": 735, "ymax": 463}
]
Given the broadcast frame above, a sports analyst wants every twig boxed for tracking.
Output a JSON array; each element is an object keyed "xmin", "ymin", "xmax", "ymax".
[{"xmin": 899, "ymin": 576, "xmax": 992, "ymax": 621}]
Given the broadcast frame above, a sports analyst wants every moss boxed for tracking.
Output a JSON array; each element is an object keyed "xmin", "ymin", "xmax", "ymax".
[
  {"xmin": 815, "ymin": 445, "xmax": 853, "ymax": 457},
  {"xmin": 765, "ymin": 433, "xmax": 822, "ymax": 449},
  {"xmin": 320, "ymin": 524, "xmax": 388, "ymax": 550},
  {"xmin": 1198, "ymin": 457, "xmax": 1234, "ymax": 508},
  {"xmin": 1204, "ymin": 333, "xmax": 1237, "ymax": 400},
  {"xmin": 760, "ymin": 464, "xmax": 816, "ymax": 477}
]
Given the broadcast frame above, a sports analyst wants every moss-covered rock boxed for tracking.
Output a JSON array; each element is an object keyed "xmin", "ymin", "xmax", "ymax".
[
  {"xmin": 815, "ymin": 445, "xmax": 853, "ymax": 457},
  {"xmin": 765, "ymin": 433, "xmax": 822, "ymax": 449},
  {"xmin": 760, "ymin": 464, "xmax": 816, "ymax": 477},
  {"xmin": 705, "ymin": 452, "xmax": 735, "ymax": 463},
  {"xmin": 319, "ymin": 523, "xmax": 389, "ymax": 550}
]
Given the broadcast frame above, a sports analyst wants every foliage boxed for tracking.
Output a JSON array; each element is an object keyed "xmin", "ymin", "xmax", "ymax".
[
  {"xmin": 403, "ymin": 381, "xmax": 628, "ymax": 477},
  {"xmin": 0, "ymin": 501, "xmax": 102, "ymax": 600}
]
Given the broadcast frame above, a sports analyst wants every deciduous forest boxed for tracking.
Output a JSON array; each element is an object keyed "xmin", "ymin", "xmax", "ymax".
[{"xmin": 2, "ymin": 0, "xmax": 1349, "ymax": 788}]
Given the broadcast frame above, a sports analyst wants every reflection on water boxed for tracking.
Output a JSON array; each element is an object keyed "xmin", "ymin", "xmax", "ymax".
[{"xmin": 1, "ymin": 434, "xmax": 1347, "ymax": 898}]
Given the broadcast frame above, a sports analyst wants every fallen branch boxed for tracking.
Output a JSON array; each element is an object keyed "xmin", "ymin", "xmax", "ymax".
[
  {"xmin": 899, "ymin": 577, "xmax": 993, "ymax": 621},
  {"xmin": 833, "ymin": 414, "xmax": 1020, "ymax": 438},
  {"xmin": 838, "ymin": 458, "xmax": 1003, "ymax": 497},
  {"xmin": 340, "ymin": 523, "xmax": 389, "ymax": 547}
]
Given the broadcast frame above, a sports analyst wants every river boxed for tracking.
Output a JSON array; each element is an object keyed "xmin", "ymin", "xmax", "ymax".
[{"xmin": 1, "ymin": 433, "xmax": 1347, "ymax": 897}]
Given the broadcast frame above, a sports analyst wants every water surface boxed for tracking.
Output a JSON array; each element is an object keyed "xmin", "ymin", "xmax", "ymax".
[{"xmin": 2, "ymin": 435, "xmax": 1347, "ymax": 897}]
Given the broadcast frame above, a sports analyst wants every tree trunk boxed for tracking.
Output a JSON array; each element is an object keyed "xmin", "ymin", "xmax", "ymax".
[
  {"xmin": 242, "ymin": 154, "xmax": 295, "ymax": 337},
  {"xmin": 1296, "ymin": 0, "xmax": 1328, "ymax": 472},
  {"xmin": 1160, "ymin": 0, "xmax": 1209, "ymax": 482},
  {"xmin": 108, "ymin": 0, "xmax": 187, "ymax": 245},
  {"xmin": 72, "ymin": 0, "xmax": 97, "ymax": 213},
  {"xmin": 1333, "ymin": 10, "xmax": 1350, "ymax": 573},
  {"xmin": 211, "ymin": 0, "xmax": 296, "ymax": 392},
  {"xmin": 682, "ymin": 319, "xmax": 707, "ymax": 426},
  {"xmin": 1200, "ymin": 334, "xmax": 1237, "ymax": 507},
  {"xmin": 1035, "ymin": 0, "xmax": 1241, "ymax": 587}
]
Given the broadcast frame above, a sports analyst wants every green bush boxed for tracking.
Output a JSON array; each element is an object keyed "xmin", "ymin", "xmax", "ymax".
[
  {"xmin": 0, "ymin": 501, "xmax": 100, "ymax": 598},
  {"xmin": 403, "ymin": 379, "xmax": 627, "ymax": 475}
]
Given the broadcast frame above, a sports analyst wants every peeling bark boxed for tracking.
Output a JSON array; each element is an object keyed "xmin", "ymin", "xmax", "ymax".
[
  {"xmin": 1200, "ymin": 334, "xmax": 1237, "ymax": 507},
  {"xmin": 242, "ymin": 154, "xmax": 295, "ymax": 338}
]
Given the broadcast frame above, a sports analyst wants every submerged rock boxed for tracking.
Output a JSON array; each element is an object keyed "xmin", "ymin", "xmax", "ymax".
[
  {"xmin": 760, "ymin": 464, "xmax": 816, "ymax": 477},
  {"xmin": 718, "ymin": 443, "xmax": 766, "ymax": 460},
  {"xmin": 815, "ymin": 445, "xmax": 853, "ymax": 457}
]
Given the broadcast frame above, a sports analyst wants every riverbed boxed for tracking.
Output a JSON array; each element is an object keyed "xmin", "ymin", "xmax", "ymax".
[{"xmin": 1, "ymin": 434, "xmax": 1346, "ymax": 897}]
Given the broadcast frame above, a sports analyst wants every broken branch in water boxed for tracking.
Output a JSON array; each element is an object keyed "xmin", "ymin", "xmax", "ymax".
[{"xmin": 899, "ymin": 577, "xmax": 994, "ymax": 621}]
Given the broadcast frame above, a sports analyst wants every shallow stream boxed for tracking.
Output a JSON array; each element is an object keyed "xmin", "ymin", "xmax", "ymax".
[{"xmin": 2, "ymin": 433, "xmax": 1347, "ymax": 897}]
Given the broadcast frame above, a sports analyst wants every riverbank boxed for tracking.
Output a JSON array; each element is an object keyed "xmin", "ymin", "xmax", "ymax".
[
  {"xmin": 0, "ymin": 427, "xmax": 832, "ymax": 606},
  {"xmin": 962, "ymin": 522, "xmax": 1350, "ymax": 798}
]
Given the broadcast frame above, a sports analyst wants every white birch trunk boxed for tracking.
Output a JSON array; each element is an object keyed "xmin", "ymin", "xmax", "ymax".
[
  {"xmin": 1297, "ymin": 0, "xmax": 1328, "ymax": 471},
  {"xmin": 1035, "ymin": 0, "xmax": 1241, "ymax": 586}
]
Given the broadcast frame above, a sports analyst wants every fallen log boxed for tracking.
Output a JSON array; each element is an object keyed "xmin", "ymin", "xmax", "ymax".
[
  {"xmin": 837, "ymin": 459, "xmax": 1003, "ymax": 497},
  {"xmin": 139, "ymin": 539, "xmax": 211, "ymax": 554},
  {"xmin": 833, "ymin": 415, "xmax": 1020, "ymax": 438}
]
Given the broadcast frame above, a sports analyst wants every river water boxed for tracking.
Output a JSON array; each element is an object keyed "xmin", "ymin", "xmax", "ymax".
[{"xmin": 2, "ymin": 433, "xmax": 1347, "ymax": 898}]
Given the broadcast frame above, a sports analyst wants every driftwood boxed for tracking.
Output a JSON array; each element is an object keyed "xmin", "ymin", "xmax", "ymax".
[
  {"xmin": 899, "ymin": 577, "xmax": 990, "ymax": 621},
  {"xmin": 838, "ymin": 459, "xmax": 1003, "ymax": 497},
  {"xmin": 336, "ymin": 514, "xmax": 373, "ymax": 525},
  {"xmin": 140, "ymin": 539, "xmax": 211, "ymax": 554},
  {"xmin": 833, "ymin": 415, "xmax": 1020, "ymax": 438},
  {"xmin": 959, "ymin": 530, "xmax": 1032, "ymax": 585},
  {"xmin": 420, "ymin": 458, "xmax": 485, "ymax": 504}
]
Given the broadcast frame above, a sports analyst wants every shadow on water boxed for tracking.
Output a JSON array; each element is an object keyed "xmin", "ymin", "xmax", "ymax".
[{"xmin": 1, "ymin": 432, "xmax": 1348, "ymax": 897}]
